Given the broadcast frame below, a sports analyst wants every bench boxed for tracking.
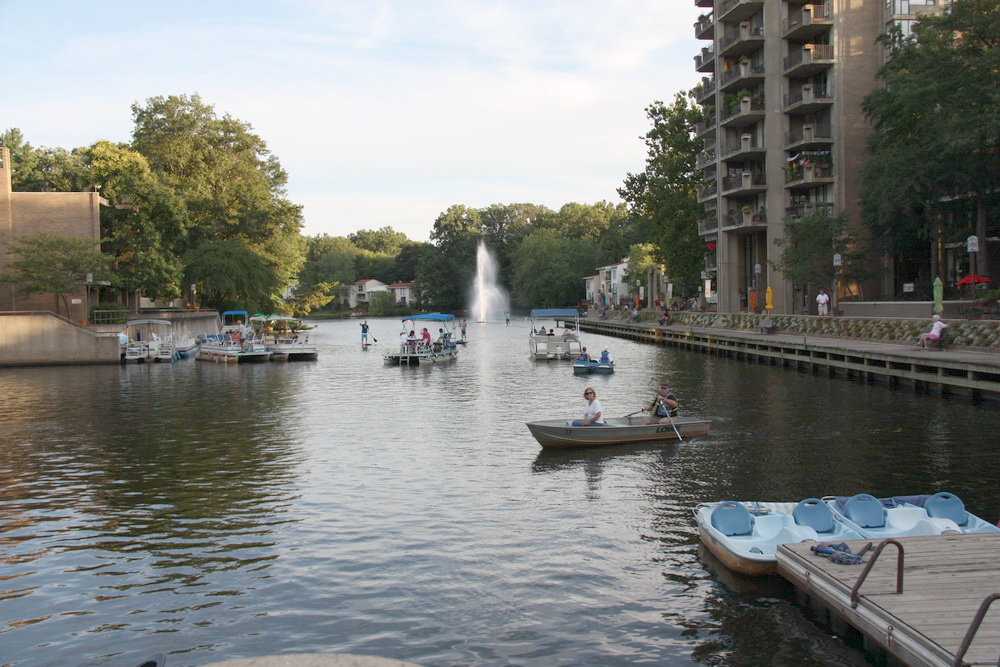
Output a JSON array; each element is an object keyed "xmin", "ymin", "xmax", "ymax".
[{"xmin": 759, "ymin": 317, "xmax": 775, "ymax": 334}]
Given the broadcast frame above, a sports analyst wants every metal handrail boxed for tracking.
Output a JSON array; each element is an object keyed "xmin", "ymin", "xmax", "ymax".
[
  {"xmin": 851, "ymin": 539, "xmax": 904, "ymax": 609},
  {"xmin": 952, "ymin": 592, "xmax": 1000, "ymax": 666}
]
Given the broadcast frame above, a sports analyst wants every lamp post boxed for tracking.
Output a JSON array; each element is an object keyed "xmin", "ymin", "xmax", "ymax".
[{"xmin": 832, "ymin": 253, "xmax": 842, "ymax": 316}]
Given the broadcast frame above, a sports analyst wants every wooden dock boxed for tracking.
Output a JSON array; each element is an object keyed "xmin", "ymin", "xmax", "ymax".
[{"xmin": 777, "ymin": 533, "xmax": 1000, "ymax": 666}]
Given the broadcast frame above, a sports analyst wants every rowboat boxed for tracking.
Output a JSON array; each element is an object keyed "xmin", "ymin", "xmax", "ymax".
[
  {"xmin": 824, "ymin": 493, "xmax": 999, "ymax": 538},
  {"xmin": 572, "ymin": 360, "xmax": 614, "ymax": 374},
  {"xmin": 694, "ymin": 499, "xmax": 865, "ymax": 576},
  {"xmin": 529, "ymin": 308, "xmax": 582, "ymax": 360},
  {"xmin": 525, "ymin": 415, "xmax": 710, "ymax": 448}
]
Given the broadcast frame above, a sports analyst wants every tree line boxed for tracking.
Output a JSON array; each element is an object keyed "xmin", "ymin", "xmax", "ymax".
[{"xmin": 3, "ymin": 2, "xmax": 994, "ymax": 316}]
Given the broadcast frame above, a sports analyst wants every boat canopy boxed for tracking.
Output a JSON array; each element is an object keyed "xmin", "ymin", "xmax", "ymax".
[
  {"xmin": 530, "ymin": 308, "xmax": 579, "ymax": 318},
  {"xmin": 402, "ymin": 313, "xmax": 456, "ymax": 322},
  {"xmin": 222, "ymin": 310, "xmax": 249, "ymax": 317}
]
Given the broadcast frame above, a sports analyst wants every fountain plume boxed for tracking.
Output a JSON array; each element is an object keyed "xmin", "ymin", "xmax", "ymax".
[{"xmin": 469, "ymin": 241, "xmax": 510, "ymax": 323}]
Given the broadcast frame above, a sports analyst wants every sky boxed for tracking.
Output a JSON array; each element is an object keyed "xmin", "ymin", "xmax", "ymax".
[{"xmin": 1, "ymin": 0, "xmax": 703, "ymax": 243}]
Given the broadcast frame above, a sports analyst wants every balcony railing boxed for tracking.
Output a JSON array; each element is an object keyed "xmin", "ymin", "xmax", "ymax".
[
  {"xmin": 698, "ymin": 182, "xmax": 719, "ymax": 200},
  {"xmin": 722, "ymin": 170, "xmax": 766, "ymax": 191},
  {"xmin": 784, "ymin": 44, "xmax": 834, "ymax": 71},
  {"xmin": 695, "ymin": 14, "xmax": 714, "ymax": 39},
  {"xmin": 698, "ymin": 216, "xmax": 719, "ymax": 234}
]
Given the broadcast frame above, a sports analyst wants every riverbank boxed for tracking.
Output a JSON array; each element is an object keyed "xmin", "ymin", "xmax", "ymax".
[{"xmin": 580, "ymin": 315, "xmax": 1000, "ymax": 402}]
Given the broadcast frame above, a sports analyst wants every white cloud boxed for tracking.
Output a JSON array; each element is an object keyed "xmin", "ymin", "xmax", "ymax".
[{"xmin": 1, "ymin": 0, "xmax": 702, "ymax": 242}]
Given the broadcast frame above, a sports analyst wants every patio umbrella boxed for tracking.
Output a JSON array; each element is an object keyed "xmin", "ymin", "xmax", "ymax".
[
  {"xmin": 932, "ymin": 276, "xmax": 943, "ymax": 314},
  {"xmin": 954, "ymin": 274, "xmax": 990, "ymax": 286},
  {"xmin": 764, "ymin": 286, "xmax": 774, "ymax": 311}
]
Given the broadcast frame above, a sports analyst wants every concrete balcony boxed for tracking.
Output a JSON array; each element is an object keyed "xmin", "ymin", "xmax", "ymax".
[
  {"xmin": 721, "ymin": 208, "xmax": 768, "ymax": 230},
  {"xmin": 720, "ymin": 96, "xmax": 766, "ymax": 129},
  {"xmin": 718, "ymin": 22, "xmax": 765, "ymax": 58},
  {"xmin": 783, "ymin": 84, "xmax": 834, "ymax": 115},
  {"xmin": 698, "ymin": 216, "xmax": 720, "ymax": 235},
  {"xmin": 721, "ymin": 170, "xmax": 766, "ymax": 196},
  {"xmin": 696, "ymin": 147, "xmax": 718, "ymax": 170},
  {"xmin": 698, "ymin": 181, "xmax": 719, "ymax": 202},
  {"xmin": 695, "ymin": 14, "xmax": 715, "ymax": 40},
  {"xmin": 719, "ymin": 60, "xmax": 765, "ymax": 92},
  {"xmin": 784, "ymin": 44, "xmax": 834, "ymax": 78},
  {"xmin": 695, "ymin": 45, "xmax": 716, "ymax": 72},
  {"xmin": 784, "ymin": 163, "xmax": 834, "ymax": 189},
  {"xmin": 694, "ymin": 76, "xmax": 717, "ymax": 104},
  {"xmin": 786, "ymin": 202, "xmax": 835, "ymax": 219},
  {"xmin": 695, "ymin": 113, "xmax": 718, "ymax": 138},
  {"xmin": 719, "ymin": 0, "xmax": 764, "ymax": 23},
  {"xmin": 784, "ymin": 123, "xmax": 834, "ymax": 150},
  {"xmin": 721, "ymin": 132, "xmax": 766, "ymax": 161},
  {"xmin": 782, "ymin": 4, "xmax": 833, "ymax": 41},
  {"xmin": 696, "ymin": 0, "xmax": 713, "ymax": 7}
]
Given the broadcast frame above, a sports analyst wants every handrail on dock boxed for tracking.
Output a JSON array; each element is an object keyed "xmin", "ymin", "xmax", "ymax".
[
  {"xmin": 851, "ymin": 539, "xmax": 904, "ymax": 609},
  {"xmin": 953, "ymin": 591, "xmax": 1000, "ymax": 667}
]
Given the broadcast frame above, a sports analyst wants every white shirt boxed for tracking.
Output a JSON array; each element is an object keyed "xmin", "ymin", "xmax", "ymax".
[
  {"xmin": 816, "ymin": 292, "xmax": 830, "ymax": 305},
  {"xmin": 584, "ymin": 399, "xmax": 605, "ymax": 424}
]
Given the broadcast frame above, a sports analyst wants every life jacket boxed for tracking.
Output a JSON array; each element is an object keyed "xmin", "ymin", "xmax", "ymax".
[
  {"xmin": 599, "ymin": 351, "xmax": 610, "ymax": 363},
  {"xmin": 654, "ymin": 393, "xmax": 678, "ymax": 417}
]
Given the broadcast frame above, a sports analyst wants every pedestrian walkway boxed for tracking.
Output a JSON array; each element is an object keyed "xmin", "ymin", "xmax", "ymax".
[{"xmin": 579, "ymin": 318, "xmax": 1000, "ymax": 401}]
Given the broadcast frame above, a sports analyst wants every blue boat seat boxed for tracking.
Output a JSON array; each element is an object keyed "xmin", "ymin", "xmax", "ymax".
[
  {"xmin": 711, "ymin": 501, "xmax": 754, "ymax": 536},
  {"xmin": 924, "ymin": 491, "xmax": 968, "ymax": 526},
  {"xmin": 844, "ymin": 493, "xmax": 886, "ymax": 529},
  {"xmin": 793, "ymin": 498, "xmax": 835, "ymax": 533}
]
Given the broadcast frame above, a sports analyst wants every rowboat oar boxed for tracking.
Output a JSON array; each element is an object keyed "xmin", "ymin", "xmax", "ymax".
[
  {"xmin": 621, "ymin": 410, "xmax": 643, "ymax": 419},
  {"xmin": 666, "ymin": 415, "xmax": 684, "ymax": 442}
]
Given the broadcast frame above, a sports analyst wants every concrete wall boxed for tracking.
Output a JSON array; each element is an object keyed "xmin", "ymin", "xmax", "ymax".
[
  {"xmin": 0, "ymin": 146, "xmax": 106, "ymax": 316},
  {"xmin": 839, "ymin": 301, "xmax": 977, "ymax": 319},
  {"xmin": 0, "ymin": 312, "xmax": 121, "ymax": 366}
]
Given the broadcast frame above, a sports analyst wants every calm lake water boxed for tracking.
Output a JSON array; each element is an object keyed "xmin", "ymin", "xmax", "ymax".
[{"xmin": 2, "ymin": 317, "xmax": 998, "ymax": 666}]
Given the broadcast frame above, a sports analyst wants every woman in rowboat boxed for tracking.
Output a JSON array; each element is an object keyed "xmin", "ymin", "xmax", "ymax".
[{"xmin": 572, "ymin": 387, "xmax": 604, "ymax": 427}]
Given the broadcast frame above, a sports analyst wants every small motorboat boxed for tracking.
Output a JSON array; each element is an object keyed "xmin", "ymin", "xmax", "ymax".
[
  {"xmin": 824, "ymin": 493, "xmax": 999, "ymax": 538},
  {"xmin": 694, "ymin": 498, "xmax": 866, "ymax": 576},
  {"xmin": 572, "ymin": 360, "xmax": 614, "ymax": 374},
  {"xmin": 525, "ymin": 415, "xmax": 710, "ymax": 449}
]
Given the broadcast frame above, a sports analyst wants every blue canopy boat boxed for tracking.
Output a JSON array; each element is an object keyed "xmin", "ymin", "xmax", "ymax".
[
  {"xmin": 529, "ymin": 308, "xmax": 582, "ymax": 360},
  {"xmin": 384, "ymin": 313, "xmax": 460, "ymax": 366}
]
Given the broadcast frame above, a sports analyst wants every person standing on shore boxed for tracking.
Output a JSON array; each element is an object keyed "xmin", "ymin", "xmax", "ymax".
[{"xmin": 816, "ymin": 289, "xmax": 831, "ymax": 316}]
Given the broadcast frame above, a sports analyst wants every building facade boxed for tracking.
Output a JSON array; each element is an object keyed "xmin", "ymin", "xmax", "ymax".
[
  {"xmin": 692, "ymin": 0, "xmax": 943, "ymax": 314},
  {"xmin": 0, "ymin": 147, "xmax": 106, "ymax": 318}
]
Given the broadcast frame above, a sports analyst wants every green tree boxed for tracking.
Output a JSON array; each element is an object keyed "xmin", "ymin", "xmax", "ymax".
[
  {"xmin": 771, "ymin": 211, "xmax": 866, "ymax": 293},
  {"xmin": 288, "ymin": 281, "xmax": 337, "ymax": 316},
  {"xmin": 0, "ymin": 233, "xmax": 116, "ymax": 316},
  {"xmin": 862, "ymin": 0, "xmax": 1000, "ymax": 278},
  {"xmin": 130, "ymin": 93, "xmax": 306, "ymax": 301},
  {"xmin": 618, "ymin": 94, "xmax": 705, "ymax": 294},
  {"xmin": 510, "ymin": 229, "xmax": 599, "ymax": 308},
  {"xmin": 348, "ymin": 227, "xmax": 409, "ymax": 255},
  {"xmin": 84, "ymin": 140, "xmax": 188, "ymax": 300},
  {"xmin": 184, "ymin": 238, "xmax": 284, "ymax": 313}
]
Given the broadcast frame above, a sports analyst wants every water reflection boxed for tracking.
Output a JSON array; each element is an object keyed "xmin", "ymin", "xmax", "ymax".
[{"xmin": 0, "ymin": 318, "xmax": 997, "ymax": 665}]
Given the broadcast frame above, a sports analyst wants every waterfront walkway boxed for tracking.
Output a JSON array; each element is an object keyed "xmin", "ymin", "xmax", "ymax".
[{"xmin": 578, "ymin": 318, "xmax": 1000, "ymax": 401}]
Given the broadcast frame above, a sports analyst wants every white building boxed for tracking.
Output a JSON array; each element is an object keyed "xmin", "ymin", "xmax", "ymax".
[
  {"xmin": 349, "ymin": 278, "xmax": 387, "ymax": 309},
  {"xmin": 386, "ymin": 281, "xmax": 416, "ymax": 307}
]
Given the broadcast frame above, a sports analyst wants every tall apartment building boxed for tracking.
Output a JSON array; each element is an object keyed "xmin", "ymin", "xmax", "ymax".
[{"xmin": 692, "ymin": 0, "xmax": 945, "ymax": 314}]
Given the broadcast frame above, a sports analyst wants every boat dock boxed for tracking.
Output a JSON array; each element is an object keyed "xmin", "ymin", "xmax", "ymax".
[
  {"xmin": 579, "ymin": 319, "xmax": 1000, "ymax": 402},
  {"xmin": 777, "ymin": 533, "xmax": 1000, "ymax": 666}
]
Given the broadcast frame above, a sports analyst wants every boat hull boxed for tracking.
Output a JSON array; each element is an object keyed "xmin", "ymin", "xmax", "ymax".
[
  {"xmin": 572, "ymin": 361, "xmax": 614, "ymax": 374},
  {"xmin": 694, "ymin": 500, "xmax": 867, "ymax": 577},
  {"xmin": 525, "ymin": 416, "xmax": 710, "ymax": 448}
]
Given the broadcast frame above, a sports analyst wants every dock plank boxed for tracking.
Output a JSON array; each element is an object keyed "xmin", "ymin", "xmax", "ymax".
[{"xmin": 778, "ymin": 533, "xmax": 1000, "ymax": 667}]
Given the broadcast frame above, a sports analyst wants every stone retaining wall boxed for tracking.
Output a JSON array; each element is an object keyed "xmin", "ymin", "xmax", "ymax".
[
  {"xmin": 0, "ymin": 312, "xmax": 121, "ymax": 366},
  {"xmin": 600, "ymin": 310, "xmax": 1000, "ymax": 349}
]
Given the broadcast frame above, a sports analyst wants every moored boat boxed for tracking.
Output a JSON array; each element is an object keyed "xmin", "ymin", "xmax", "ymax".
[
  {"xmin": 384, "ymin": 313, "xmax": 460, "ymax": 366},
  {"xmin": 529, "ymin": 308, "xmax": 582, "ymax": 360},
  {"xmin": 695, "ymin": 499, "xmax": 866, "ymax": 576},
  {"xmin": 824, "ymin": 493, "xmax": 998, "ymax": 538},
  {"xmin": 196, "ymin": 333, "xmax": 271, "ymax": 363},
  {"xmin": 525, "ymin": 415, "xmax": 710, "ymax": 448},
  {"xmin": 123, "ymin": 318, "xmax": 181, "ymax": 363},
  {"xmin": 253, "ymin": 315, "xmax": 319, "ymax": 361}
]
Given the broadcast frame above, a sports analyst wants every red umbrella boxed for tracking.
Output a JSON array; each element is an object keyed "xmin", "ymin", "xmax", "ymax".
[{"xmin": 954, "ymin": 274, "xmax": 991, "ymax": 286}]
